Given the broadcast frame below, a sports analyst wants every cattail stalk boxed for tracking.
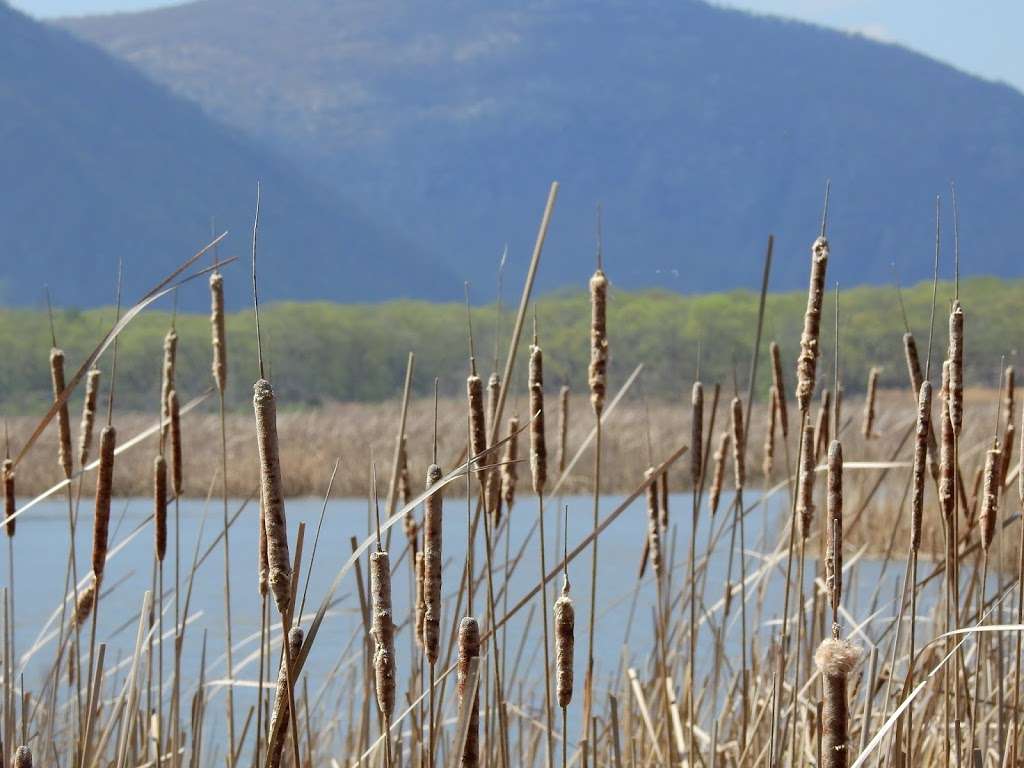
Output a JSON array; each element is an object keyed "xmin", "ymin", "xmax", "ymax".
[
  {"xmin": 815, "ymin": 639, "xmax": 860, "ymax": 768},
  {"xmin": 78, "ymin": 368, "xmax": 101, "ymax": 467},
  {"xmin": 253, "ymin": 379, "xmax": 291, "ymax": 614},
  {"xmin": 796, "ymin": 236, "xmax": 829, "ymax": 414},
  {"xmin": 457, "ymin": 617, "xmax": 481, "ymax": 768},
  {"xmin": 770, "ymin": 342, "xmax": 789, "ymax": 437},
  {"xmin": 862, "ymin": 367, "xmax": 879, "ymax": 439},
  {"xmin": 267, "ymin": 627, "xmax": 303, "ymax": 768},
  {"xmin": 709, "ymin": 432, "xmax": 730, "ymax": 516},
  {"xmin": 370, "ymin": 550, "xmax": 397, "ymax": 720}
]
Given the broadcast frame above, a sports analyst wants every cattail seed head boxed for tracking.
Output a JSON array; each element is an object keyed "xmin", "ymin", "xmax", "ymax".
[
  {"xmin": 798, "ymin": 425, "xmax": 816, "ymax": 540},
  {"xmin": 370, "ymin": 550, "xmax": 397, "ymax": 719},
  {"xmin": 939, "ymin": 362, "xmax": 955, "ymax": 522},
  {"xmin": 796, "ymin": 236, "xmax": 829, "ymax": 414},
  {"xmin": 709, "ymin": 432, "xmax": 730, "ymax": 516},
  {"xmin": 658, "ymin": 471, "xmax": 669, "ymax": 530},
  {"xmin": 74, "ymin": 578, "xmax": 96, "ymax": 627},
  {"xmin": 13, "ymin": 746, "xmax": 31, "ymax": 768},
  {"xmin": 78, "ymin": 368, "xmax": 101, "ymax": 467},
  {"xmin": 529, "ymin": 343, "xmax": 547, "ymax": 495},
  {"xmin": 825, "ymin": 440, "xmax": 843, "ymax": 619},
  {"xmin": 910, "ymin": 382, "xmax": 931, "ymax": 552},
  {"xmin": 423, "ymin": 463, "xmax": 444, "ymax": 664},
  {"xmin": 1005, "ymin": 366, "xmax": 1016, "ymax": 429},
  {"xmin": 415, "ymin": 550, "xmax": 426, "ymax": 649},
  {"xmin": 254, "ymin": 379, "xmax": 291, "ymax": 614},
  {"xmin": 763, "ymin": 386, "xmax": 777, "ymax": 482},
  {"xmin": 161, "ymin": 327, "xmax": 177, "ymax": 440},
  {"xmin": 814, "ymin": 639, "xmax": 861, "ymax": 768},
  {"xmin": 92, "ymin": 424, "xmax": 116, "ymax": 580},
  {"xmin": 210, "ymin": 271, "xmax": 227, "ymax": 393},
  {"xmin": 554, "ymin": 578, "xmax": 575, "ymax": 708},
  {"xmin": 267, "ymin": 626, "xmax": 304, "ymax": 768},
  {"xmin": 730, "ymin": 397, "xmax": 745, "ymax": 491},
  {"xmin": 167, "ymin": 389, "xmax": 182, "ymax": 496},
  {"xmin": 153, "ymin": 454, "xmax": 167, "ymax": 562},
  {"xmin": 645, "ymin": 467, "xmax": 662, "ymax": 579},
  {"xmin": 903, "ymin": 333, "xmax": 923, "ymax": 398},
  {"xmin": 467, "ymin": 372, "xmax": 488, "ymax": 483},
  {"xmin": 948, "ymin": 301, "xmax": 964, "ymax": 435},
  {"xmin": 502, "ymin": 417, "xmax": 519, "ymax": 510},
  {"xmin": 487, "ymin": 372, "xmax": 500, "ymax": 432},
  {"xmin": 691, "ymin": 382, "xmax": 704, "ymax": 485},
  {"xmin": 770, "ymin": 342, "xmax": 789, "ymax": 438},
  {"xmin": 558, "ymin": 384, "xmax": 570, "ymax": 475},
  {"xmin": 862, "ymin": 367, "xmax": 879, "ymax": 439},
  {"xmin": 457, "ymin": 616, "xmax": 481, "ymax": 767},
  {"xmin": 50, "ymin": 347, "xmax": 73, "ymax": 479},
  {"xmin": 3, "ymin": 459, "xmax": 14, "ymax": 538},
  {"xmin": 980, "ymin": 447, "xmax": 1001, "ymax": 552},
  {"xmin": 258, "ymin": 499, "xmax": 269, "ymax": 598},
  {"xmin": 589, "ymin": 269, "xmax": 609, "ymax": 416}
]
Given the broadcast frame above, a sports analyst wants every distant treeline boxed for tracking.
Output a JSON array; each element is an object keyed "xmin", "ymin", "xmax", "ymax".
[{"xmin": 1, "ymin": 276, "xmax": 1017, "ymax": 413}]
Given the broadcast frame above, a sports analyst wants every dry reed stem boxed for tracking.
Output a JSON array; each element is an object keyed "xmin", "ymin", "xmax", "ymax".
[
  {"xmin": 554, "ymin": 578, "xmax": 575, "ymax": 708},
  {"xmin": 91, "ymin": 425, "xmax": 116, "ymax": 580},
  {"xmin": 862, "ymin": 368, "xmax": 879, "ymax": 439},
  {"xmin": 370, "ymin": 550, "xmax": 397, "ymax": 720},
  {"xmin": 814, "ymin": 639, "xmax": 860, "ymax": 768},
  {"xmin": 3, "ymin": 459, "xmax": 13, "ymax": 538},
  {"xmin": 458, "ymin": 616, "xmax": 481, "ymax": 768},
  {"xmin": 980, "ymin": 447, "xmax": 1001, "ymax": 551},
  {"xmin": 529, "ymin": 344, "xmax": 547, "ymax": 495},
  {"xmin": 78, "ymin": 368, "xmax": 101, "ymax": 467},
  {"xmin": 423, "ymin": 463, "xmax": 443, "ymax": 665},
  {"xmin": 796, "ymin": 236, "xmax": 829, "ymax": 414},
  {"xmin": 770, "ymin": 342, "xmax": 789, "ymax": 437},
  {"xmin": 798, "ymin": 424, "xmax": 816, "ymax": 539},
  {"xmin": 50, "ymin": 348, "xmax": 73, "ymax": 479},
  {"xmin": 709, "ymin": 432, "xmax": 730, "ymax": 516},
  {"xmin": 210, "ymin": 272, "xmax": 227, "ymax": 394},
  {"xmin": 267, "ymin": 626, "xmax": 303, "ymax": 768},
  {"xmin": 910, "ymin": 382, "xmax": 931, "ymax": 552},
  {"xmin": 153, "ymin": 454, "xmax": 167, "ymax": 562},
  {"xmin": 254, "ymin": 379, "xmax": 291, "ymax": 614}
]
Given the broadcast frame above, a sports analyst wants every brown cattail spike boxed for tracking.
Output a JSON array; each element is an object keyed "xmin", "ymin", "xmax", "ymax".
[
  {"xmin": 980, "ymin": 447, "xmax": 1001, "ymax": 552},
  {"xmin": 709, "ymin": 432, "xmax": 730, "ymax": 516},
  {"xmin": 92, "ymin": 424, "xmax": 117, "ymax": 580},
  {"xmin": 763, "ymin": 386, "xmax": 777, "ymax": 482},
  {"xmin": 948, "ymin": 300, "xmax": 964, "ymax": 435},
  {"xmin": 423, "ymin": 462, "xmax": 444, "ymax": 665},
  {"xmin": 258, "ymin": 499, "xmax": 269, "ymax": 598},
  {"xmin": 1005, "ymin": 365, "xmax": 1016, "ymax": 429},
  {"xmin": 370, "ymin": 550, "xmax": 397, "ymax": 719},
  {"xmin": 825, "ymin": 440, "xmax": 843, "ymax": 627},
  {"xmin": 254, "ymin": 379, "xmax": 291, "ymax": 614},
  {"xmin": 910, "ymin": 382, "xmax": 931, "ymax": 552},
  {"xmin": 78, "ymin": 368, "xmax": 101, "ymax": 467},
  {"xmin": 167, "ymin": 389, "xmax": 182, "ymax": 497},
  {"xmin": 457, "ymin": 616, "xmax": 481, "ymax": 767},
  {"xmin": 502, "ymin": 416, "xmax": 519, "ymax": 510},
  {"xmin": 161, "ymin": 327, "xmax": 177, "ymax": 440},
  {"xmin": 399, "ymin": 435, "xmax": 413, "ymax": 510},
  {"xmin": 814, "ymin": 639, "xmax": 861, "ymax": 768},
  {"xmin": 730, "ymin": 397, "xmax": 745, "ymax": 491},
  {"xmin": 267, "ymin": 626, "xmax": 304, "ymax": 768},
  {"xmin": 939, "ymin": 361, "xmax": 955, "ymax": 522},
  {"xmin": 589, "ymin": 268, "xmax": 609, "ymax": 416},
  {"xmin": 529, "ymin": 342, "xmax": 547, "ymax": 495},
  {"xmin": 554, "ymin": 578, "xmax": 575, "ymax": 708},
  {"xmin": 645, "ymin": 467, "xmax": 662, "ymax": 578},
  {"xmin": 3, "ymin": 458, "xmax": 14, "ymax": 538},
  {"xmin": 210, "ymin": 271, "xmax": 227, "ymax": 393},
  {"xmin": 153, "ymin": 454, "xmax": 168, "ymax": 562},
  {"xmin": 13, "ymin": 746, "xmax": 32, "ymax": 768},
  {"xmin": 796, "ymin": 236, "xmax": 829, "ymax": 414},
  {"xmin": 691, "ymin": 382, "xmax": 704, "ymax": 485},
  {"xmin": 862, "ymin": 367, "xmax": 879, "ymax": 439},
  {"xmin": 798, "ymin": 425, "xmax": 816, "ymax": 540},
  {"xmin": 467, "ymin": 371, "xmax": 487, "ymax": 485},
  {"xmin": 74, "ymin": 579, "xmax": 96, "ymax": 627},
  {"xmin": 558, "ymin": 384, "xmax": 570, "ymax": 475},
  {"xmin": 414, "ymin": 550, "xmax": 426, "ymax": 649},
  {"xmin": 770, "ymin": 342, "xmax": 789, "ymax": 437},
  {"xmin": 50, "ymin": 347, "xmax": 73, "ymax": 479}
]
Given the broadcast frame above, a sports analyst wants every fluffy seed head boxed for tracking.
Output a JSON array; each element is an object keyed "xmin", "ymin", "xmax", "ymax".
[
  {"xmin": 588, "ymin": 269, "xmax": 609, "ymax": 415},
  {"xmin": 254, "ymin": 379, "xmax": 291, "ymax": 614},
  {"xmin": 554, "ymin": 579, "xmax": 575, "ymax": 708},
  {"xmin": 423, "ymin": 463, "xmax": 444, "ymax": 664},
  {"xmin": 78, "ymin": 368, "xmax": 101, "ymax": 467},
  {"xmin": 795, "ymin": 236, "xmax": 829, "ymax": 414},
  {"xmin": 370, "ymin": 550, "xmax": 397, "ymax": 719}
]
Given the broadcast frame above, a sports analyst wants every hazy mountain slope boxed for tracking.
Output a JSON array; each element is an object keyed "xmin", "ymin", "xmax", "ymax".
[
  {"xmin": 60, "ymin": 0, "xmax": 1024, "ymax": 295},
  {"xmin": 0, "ymin": 2, "xmax": 457, "ymax": 308}
]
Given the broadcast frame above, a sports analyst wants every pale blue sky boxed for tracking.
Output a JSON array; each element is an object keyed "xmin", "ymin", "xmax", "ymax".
[{"xmin": 8, "ymin": 0, "xmax": 1024, "ymax": 94}]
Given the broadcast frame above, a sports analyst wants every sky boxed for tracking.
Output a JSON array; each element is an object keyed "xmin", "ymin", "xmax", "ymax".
[{"xmin": 7, "ymin": 0, "xmax": 1024, "ymax": 93}]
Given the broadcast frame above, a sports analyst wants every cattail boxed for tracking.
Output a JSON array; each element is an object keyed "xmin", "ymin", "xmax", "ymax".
[
  {"xmin": 556, "ymin": 384, "xmax": 571, "ymax": 476},
  {"xmin": 3, "ymin": 459, "xmax": 14, "ymax": 537},
  {"xmin": 502, "ymin": 416, "xmax": 519, "ymax": 510},
  {"xmin": 13, "ymin": 745, "xmax": 32, "ymax": 768},
  {"xmin": 730, "ymin": 397, "xmax": 745, "ymax": 491},
  {"xmin": 258, "ymin": 499, "xmax": 269, "ymax": 598},
  {"xmin": 763, "ymin": 386, "xmax": 777, "ymax": 482},
  {"xmin": 815, "ymin": 639, "xmax": 861, "ymax": 768},
  {"xmin": 414, "ymin": 550, "xmax": 426, "ymax": 648},
  {"xmin": 709, "ymin": 432, "xmax": 730, "ymax": 516},
  {"xmin": 92, "ymin": 425, "xmax": 116, "ymax": 580},
  {"xmin": 553, "ymin": 578, "xmax": 575, "ymax": 708},
  {"xmin": 78, "ymin": 368, "xmax": 101, "ymax": 467},
  {"xmin": 910, "ymin": 382, "xmax": 931, "ymax": 552},
  {"xmin": 939, "ymin": 362, "xmax": 955, "ymax": 522},
  {"xmin": 267, "ymin": 626, "xmax": 303, "ymax": 768},
  {"xmin": 423, "ymin": 462, "xmax": 443, "ymax": 665},
  {"xmin": 903, "ymin": 333, "xmax": 940, "ymax": 483},
  {"xmin": 74, "ymin": 578, "xmax": 96, "ymax": 627},
  {"xmin": 1000, "ymin": 423, "xmax": 1015, "ymax": 494},
  {"xmin": 1005, "ymin": 366, "xmax": 1016, "ymax": 429},
  {"xmin": 161, "ymin": 327, "xmax": 177, "ymax": 440},
  {"xmin": 691, "ymin": 382, "xmax": 704, "ymax": 485},
  {"xmin": 814, "ymin": 389, "xmax": 831, "ymax": 462},
  {"xmin": 645, "ymin": 467, "xmax": 662, "ymax": 578},
  {"xmin": 153, "ymin": 454, "xmax": 167, "ymax": 562},
  {"xmin": 862, "ymin": 367, "xmax": 879, "ymax": 439},
  {"xmin": 210, "ymin": 271, "xmax": 227, "ymax": 393},
  {"xmin": 948, "ymin": 301, "xmax": 964, "ymax": 435},
  {"xmin": 50, "ymin": 348, "xmax": 73, "ymax": 479},
  {"xmin": 529, "ymin": 342, "xmax": 547, "ymax": 495},
  {"xmin": 167, "ymin": 389, "xmax": 182, "ymax": 497},
  {"xmin": 980, "ymin": 447, "xmax": 1001, "ymax": 552},
  {"xmin": 589, "ymin": 268, "xmax": 609, "ymax": 416},
  {"xmin": 770, "ymin": 342, "xmax": 789, "ymax": 438},
  {"xmin": 467, "ymin": 369, "xmax": 487, "ymax": 483},
  {"xmin": 370, "ymin": 550, "xmax": 396, "ymax": 719},
  {"xmin": 399, "ymin": 435, "xmax": 413, "ymax": 510},
  {"xmin": 658, "ymin": 471, "xmax": 669, "ymax": 530},
  {"xmin": 825, "ymin": 440, "xmax": 843, "ymax": 618},
  {"xmin": 400, "ymin": 437, "xmax": 417, "ymax": 548},
  {"xmin": 254, "ymin": 379, "xmax": 291, "ymax": 614},
  {"xmin": 796, "ymin": 236, "xmax": 829, "ymax": 414},
  {"xmin": 798, "ymin": 425, "xmax": 816, "ymax": 539},
  {"xmin": 457, "ymin": 616, "xmax": 481, "ymax": 768},
  {"xmin": 487, "ymin": 372, "xmax": 500, "ymax": 431}
]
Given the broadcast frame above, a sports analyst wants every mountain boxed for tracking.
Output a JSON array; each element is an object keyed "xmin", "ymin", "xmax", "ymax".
[
  {"xmin": 59, "ymin": 0, "xmax": 1024, "ymax": 296},
  {"xmin": 0, "ymin": 2, "xmax": 458, "ymax": 309}
]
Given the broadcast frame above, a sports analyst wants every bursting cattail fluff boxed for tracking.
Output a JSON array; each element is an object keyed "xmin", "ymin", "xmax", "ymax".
[
  {"xmin": 645, "ymin": 467, "xmax": 662, "ymax": 578},
  {"xmin": 502, "ymin": 416, "xmax": 519, "ymax": 510},
  {"xmin": 553, "ymin": 578, "xmax": 575, "ymax": 708},
  {"xmin": 709, "ymin": 432, "xmax": 730, "ymax": 516},
  {"xmin": 588, "ymin": 268, "xmax": 609, "ymax": 416},
  {"xmin": 161, "ymin": 327, "xmax": 177, "ymax": 439},
  {"xmin": 153, "ymin": 454, "xmax": 167, "ymax": 562},
  {"xmin": 92, "ymin": 425, "xmax": 116, "ymax": 580},
  {"xmin": 529, "ymin": 342, "xmax": 547, "ymax": 495},
  {"xmin": 267, "ymin": 626, "xmax": 304, "ymax": 768},
  {"xmin": 370, "ymin": 550, "xmax": 397, "ymax": 719},
  {"xmin": 796, "ymin": 236, "xmax": 829, "ymax": 414},
  {"xmin": 167, "ymin": 389, "xmax": 182, "ymax": 497},
  {"xmin": 254, "ymin": 379, "xmax": 291, "ymax": 614},
  {"xmin": 980, "ymin": 447, "xmax": 1001, "ymax": 552},
  {"xmin": 210, "ymin": 271, "xmax": 227, "ymax": 393},
  {"xmin": 78, "ymin": 368, "xmax": 101, "ymax": 467},
  {"xmin": 457, "ymin": 616, "xmax": 481, "ymax": 768},
  {"xmin": 763, "ymin": 386, "xmax": 777, "ymax": 482},
  {"xmin": 910, "ymin": 382, "xmax": 931, "ymax": 552},
  {"xmin": 862, "ymin": 367, "xmax": 879, "ymax": 439},
  {"xmin": 423, "ymin": 462, "xmax": 443, "ymax": 665},
  {"xmin": 13, "ymin": 746, "xmax": 31, "ymax": 768},
  {"xmin": 798, "ymin": 425, "xmax": 816, "ymax": 539},
  {"xmin": 74, "ymin": 579, "xmax": 96, "ymax": 627},
  {"xmin": 770, "ymin": 342, "xmax": 789, "ymax": 437},
  {"xmin": 815, "ymin": 639, "xmax": 861, "ymax": 768},
  {"xmin": 3, "ymin": 459, "xmax": 14, "ymax": 538},
  {"xmin": 730, "ymin": 397, "xmax": 745, "ymax": 491},
  {"xmin": 51, "ymin": 347, "xmax": 73, "ymax": 479},
  {"xmin": 948, "ymin": 301, "xmax": 964, "ymax": 435},
  {"xmin": 691, "ymin": 381, "xmax": 704, "ymax": 485},
  {"xmin": 939, "ymin": 362, "xmax": 955, "ymax": 522},
  {"xmin": 825, "ymin": 440, "xmax": 843, "ymax": 618},
  {"xmin": 415, "ymin": 550, "xmax": 426, "ymax": 648},
  {"xmin": 558, "ymin": 384, "xmax": 570, "ymax": 474}
]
